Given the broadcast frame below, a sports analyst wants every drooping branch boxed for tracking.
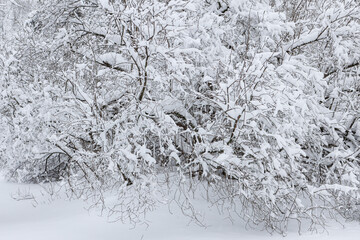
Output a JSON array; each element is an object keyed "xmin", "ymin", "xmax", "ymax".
[
  {"xmin": 69, "ymin": 44, "xmax": 129, "ymax": 72},
  {"xmin": 285, "ymin": 26, "xmax": 329, "ymax": 53},
  {"xmin": 324, "ymin": 61, "xmax": 359, "ymax": 78}
]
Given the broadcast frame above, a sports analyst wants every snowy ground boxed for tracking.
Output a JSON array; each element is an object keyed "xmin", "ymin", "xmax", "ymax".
[{"xmin": 0, "ymin": 175, "xmax": 359, "ymax": 240}]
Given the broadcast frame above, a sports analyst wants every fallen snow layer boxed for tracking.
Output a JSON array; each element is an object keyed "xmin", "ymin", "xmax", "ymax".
[{"xmin": 0, "ymin": 175, "xmax": 359, "ymax": 240}]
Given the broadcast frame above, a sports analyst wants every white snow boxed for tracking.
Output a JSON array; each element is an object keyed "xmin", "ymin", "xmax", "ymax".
[
  {"xmin": 0, "ymin": 174, "xmax": 359, "ymax": 240},
  {"xmin": 98, "ymin": 0, "xmax": 114, "ymax": 12}
]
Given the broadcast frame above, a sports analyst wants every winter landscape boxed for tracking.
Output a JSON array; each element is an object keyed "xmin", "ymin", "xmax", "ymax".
[{"xmin": 0, "ymin": 0, "xmax": 360, "ymax": 239}]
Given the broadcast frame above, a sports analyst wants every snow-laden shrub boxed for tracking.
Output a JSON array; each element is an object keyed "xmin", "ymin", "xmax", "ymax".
[{"xmin": 1, "ymin": 0, "xmax": 359, "ymax": 233}]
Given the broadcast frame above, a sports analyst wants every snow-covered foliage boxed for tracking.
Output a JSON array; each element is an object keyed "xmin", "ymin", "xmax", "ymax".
[{"xmin": 0, "ymin": 0, "xmax": 359, "ymax": 234}]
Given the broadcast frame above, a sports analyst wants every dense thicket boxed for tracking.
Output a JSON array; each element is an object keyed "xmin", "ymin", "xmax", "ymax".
[{"xmin": 1, "ymin": 0, "xmax": 359, "ymax": 234}]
